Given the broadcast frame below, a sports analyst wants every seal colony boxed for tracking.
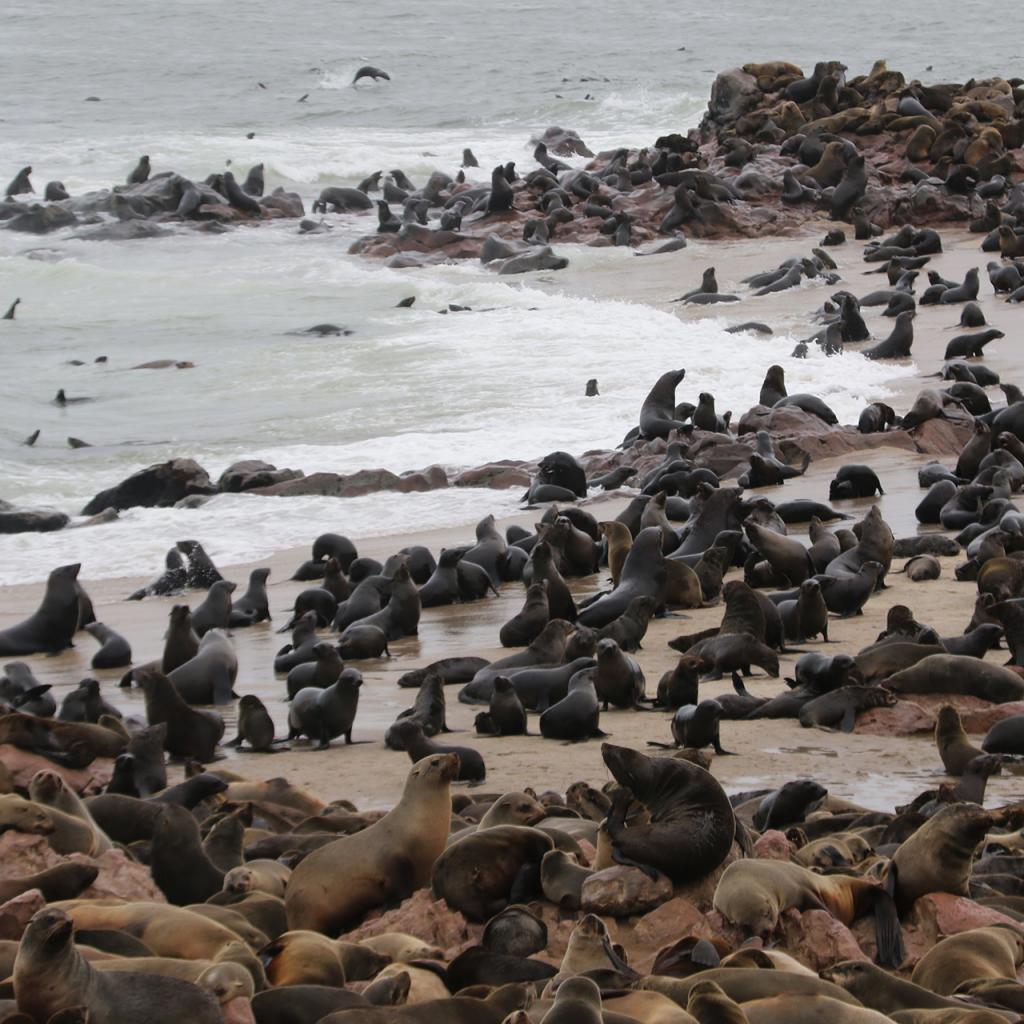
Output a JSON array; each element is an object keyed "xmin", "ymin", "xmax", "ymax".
[{"xmin": 5, "ymin": 58, "xmax": 1024, "ymax": 1024}]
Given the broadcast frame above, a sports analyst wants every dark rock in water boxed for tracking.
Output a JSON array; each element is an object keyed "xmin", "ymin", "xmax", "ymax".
[
  {"xmin": 218, "ymin": 460, "xmax": 305, "ymax": 493},
  {"xmin": 81, "ymin": 458, "xmax": 215, "ymax": 515},
  {"xmin": 260, "ymin": 187, "xmax": 305, "ymax": 218},
  {"xmin": 249, "ymin": 465, "xmax": 450, "ymax": 498},
  {"xmin": 0, "ymin": 500, "xmax": 70, "ymax": 534},
  {"xmin": 707, "ymin": 68, "xmax": 761, "ymax": 126},
  {"xmin": 6, "ymin": 204, "xmax": 78, "ymax": 234},
  {"xmin": 76, "ymin": 221, "xmax": 171, "ymax": 241}
]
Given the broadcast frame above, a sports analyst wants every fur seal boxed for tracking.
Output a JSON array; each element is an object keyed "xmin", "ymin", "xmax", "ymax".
[
  {"xmin": 713, "ymin": 859, "xmax": 903, "ymax": 967},
  {"xmin": 14, "ymin": 907, "xmax": 222, "ymax": 1024},
  {"xmin": 601, "ymin": 743, "xmax": 735, "ymax": 882},
  {"xmin": 388, "ymin": 720, "xmax": 484, "ymax": 781},
  {"xmin": 639, "ymin": 369, "xmax": 690, "ymax": 439},
  {"xmin": 168, "ymin": 629, "xmax": 238, "ymax": 705},
  {"xmin": 227, "ymin": 695, "xmax": 280, "ymax": 753},
  {"xmin": 0, "ymin": 564, "xmax": 80, "ymax": 656},
  {"xmin": 432, "ymin": 825, "xmax": 552, "ymax": 921},
  {"xmin": 287, "ymin": 669, "xmax": 362, "ymax": 749},
  {"xmin": 499, "ymin": 582, "xmax": 549, "ymax": 648},
  {"xmin": 578, "ymin": 527, "xmax": 665, "ymax": 628},
  {"xmin": 84, "ymin": 623, "xmax": 131, "ymax": 669},
  {"xmin": 285, "ymin": 753, "xmax": 458, "ymax": 934},
  {"xmin": 286, "ymin": 642, "xmax": 344, "ymax": 698},
  {"xmin": 798, "ymin": 686, "xmax": 896, "ymax": 730},
  {"xmin": 136, "ymin": 668, "xmax": 223, "ymax": 761},
  {"xmin": 228, "ymin": 568, "xmax": 271, "ymax": 626},
  {"xmin": 539, "ymin": 668, "xmax": 604, "ymax": 742},
  {"xmin": 935, "ymin": 705, "xmax": 985, "ymax": 775},
  {"xmin": 885, "ymin": 654, "xmax": 1024, "ymax": 703},
  {"xmin": 912, "ymin": 926, "xmax": 1024, "ymax": 995},
  {"xmin": 475, "ymin": 676, "xmax": 527, "ymax": 737}
]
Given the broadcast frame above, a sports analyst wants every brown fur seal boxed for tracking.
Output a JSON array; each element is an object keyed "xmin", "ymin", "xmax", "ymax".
[
  {"xmin": 599, "ymin": 521, "xmax": 632, "ymax": 587},
  {"xmin": 713, "ymin": 859, "xmax": 903, "ymax": 966},
  {"xmin": 136, "ymin": 668, "xmax": 224, "ymax": 761},
  {"xmin": 499, "ymin": 582, "xmax": 549, "ymax": 648},
  {"xmin": 542, "ymin": 977, "xmax": 603, "ymax": 1023},
  {"xmin": 601, "ymin": 743, "xmax": 735, "ymax": 883},
  {"xmin": 286, "ymin": 753, "xmax": 457, "ymax": 934},
  {"xmin": 912, "ymin": 926, "xmax": 1024, "ymax": 995},
  {"xmin": 935, "ymin": 705, "xmax": 985, "ymax": 775},
  {"xmin": 317, "ymin": 982, "xmax": 531, "ymax": 1022},
  {"xmin": 890, "ymin": 803, "xmax": 994, "ymax": 911},
  {"xmin": 14, "ymin": 907, "xmax": 222, "ymax": 1024},
  {"xmin": 27, "ymin": 769, "xmax": 110, "ymax": 854},
  {"xmin": 261, "ymin": 930, "xmax": 388, "ymax": 986},
  {"xmin": 227, "ymin": 695, "xmax": 280, "ymax": 753},
  {"xmin": 540, "ymin": 849, "xmax": 592, "ymax": 911},
  {"xmin": 432, "ymin": 825, "xmax": 553, "ymax": 921},
  {"xmin": 288, "ymin": 668, "xmax": 362, "ymax": 749},
  {"xmin": 0, "ymin": 862, "xmax": 97, "ymax": 903},
  {"xmin": 884, "ymin": 654, "xmax": 1024, "ymax": 703},
  {"xmin": 743, "ymin": 994, "xmax": 891, "ymax": 1023},
  {"xmin": 687, "ymin": 980, "xmax": 748, "ymax": 1024},
  {"xmin": 0, "ymin": 564, "xmax": 81, "ymax": 656}
]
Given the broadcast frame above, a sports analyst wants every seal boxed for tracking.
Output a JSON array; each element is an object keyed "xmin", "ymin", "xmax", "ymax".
[
  {"xmin": 285, "ymin": 752, "xmax": 458, "ymax": 934},
  {"xmin": 150, "ymin": 803, "xmax": 225, "ymax": 905},
  {"xmin": 287, "ymin": 668, "xmax": 362, "ymax": 749},
  {"xmin": 136, "ymin": 667, "xmax": 224, "ymax": 762},
  {"xmin": 168, "ymin": 629, "xmax": 238, "ymax": 705},
  {"xmin": 475, "ymin": 676, "xmax": 528, "ymax": 737},
  {"xmin": 934, "ymin": 705, "xmax": 985, "ymax": 775},
  {"xmin": 337, "ymin": 624, "xmax": 389, "ymax": 660},
  {"xmin": 540, "ymin": 849, "xmax": 593, "ymax": 912},
  {"xmin": 639, "ymin": 369, "xmax": 690, "ymax": 439},
  {"xmin": 540, "ymin": 977, "xmax": 603, "ymax": 1023},
  {"xmin": 779, "ymin": 579, "xmax": 829, "ymax": 642},
  {"xmin": 388, "ymin": 720, "xmax": 485, "ymax": 781},
  {"xmin": 890, "ymin": 803, "xmax": 994, "ymax": 911},
  {"xmin": 229, "ymin": 568, "xmax": 271, "ymax": 626},
  {"xmin": 177, "ymin": 540, "xmax": 225, "ymax": 589},
  {"xmin": 14, "ymin": 907, "xmax": 222, "ymax": 1024},
  {"xmin": 593, "ymin": 638, "xmax": 645, "ymax": 708},
  {"xmin": 0, "ymin": 563, "xmax": 81, "ymax": 656},
  {"xmin": 798, "ymin": 686, "xmax": 897, "ymax": 731},
  {"xmin": 885, "ymin": 654, "xmax": 1024, "ymax": 703},
  {"xmin": 829, "ymin": 466, "xmax": 885, "ymax": 500},
  {"xmin": 190, "ymin": 581, "xmax": 237, "ymax": 636},
  {"xmin": 84, "ymin": 623, "xmax": 131, "ymax": 669},
  {"xmin": 539, "ymin": 669, "xmax": 605, "ymax": 742},
  {"xmin": 713, "ymin": 859, "xmax": 903, "ymax": 967},
  {"xmin": 431, "ymin": 825, "xmax": 553, "ymax": 921},
  {"xmin": 499, "ymin": 582, "xmax": 549, "ymax": 648},
  {"xmin": 577, "ymin": 527, "xmax": 665, "ymax": 628},
  {"xmin": 601, "ymin": 743, "xmax": 735, "ymax": 882},
  {"xmin": 912, "ymin": 926, "xmax": 1024, "ymax": 995},
  {"xmin": 671, "ymin": 700, "xmax": 731, "ymax": 754},
  {"xmin": 286, "ymin": 641, "xmax": 344, "ymax": 698},
  {"xmin": 227, "ymin": 695, "xmax": 280, "ymax": 753}
]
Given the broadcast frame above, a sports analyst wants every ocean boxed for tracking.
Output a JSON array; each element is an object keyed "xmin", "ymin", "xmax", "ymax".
[{"xmin": 0, "ymin": 0, "xmax": 1019, "ymax": 584}]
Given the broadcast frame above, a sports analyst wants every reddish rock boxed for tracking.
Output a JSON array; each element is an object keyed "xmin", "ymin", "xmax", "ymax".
[
  {"xmin": 251, "ymin": 467, "xmax": 449, "ymax": 498},
  {"xmin": 0, "ymin": 889, "xmax": 45, "ymax": 940},
  {"xmin": 581, "ymin": 865, "xmax": 673, "ymax": 918},
  {"xmin": 632, "ymin": 897, "xmax": 712, "ymax": 949},
  {"xmin": 779, "ymin": 908, "xmax": 869, "ymax": 970},
  {"xmin": 752, "ymin": 830, "xmax": 794, "ymax": 861},
  {"xmin": 0, "ymin": 746, "xmax": 113, "ymax": 793},
  {"xmin": 340, "ymin": 888, "xmax": 479, "ymax": 951},
  {"xmin": 856, "ymin": 700, "xmax": 936, "ymax": 736},
  {"xmin": 911, "ymin": 417, "xmax": 976, "ymax": 456},
  {"xmin": 908, "ymin": 893, "xmax": 1018, "ymax": 948},
  {"xmin": 453, "ymin": 463, "xmax": 532, "ymax": 489}
]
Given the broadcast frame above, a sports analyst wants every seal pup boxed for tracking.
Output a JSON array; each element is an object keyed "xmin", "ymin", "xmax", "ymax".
[
  {"xmin": 227, "ymin": 695, "xmax": 281, "ymax": 753},
  {"xmin": 285, "ymin": 753, "xmax": 458, "ymax": 934}
]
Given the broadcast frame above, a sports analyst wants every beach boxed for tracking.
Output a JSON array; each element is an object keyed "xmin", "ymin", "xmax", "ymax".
[{"xmin": 1, "ymin": 226, "xmax": 1019, "ymax": 810}]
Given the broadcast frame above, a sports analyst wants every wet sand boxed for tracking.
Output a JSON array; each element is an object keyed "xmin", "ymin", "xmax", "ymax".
[{"xmin": 1, "ymin": 225, "xmax": 1018, "ymax": 811}]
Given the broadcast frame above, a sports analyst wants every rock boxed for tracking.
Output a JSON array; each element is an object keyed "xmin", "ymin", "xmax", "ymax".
[
  {"xmin": 856, "ymin": 700, "xmax": 936, "ymax": 736},
  {"xmin": 340, "ymin": 889, "xmax": 479, "ymax": 952},
  {"xmin": 911, "ymin": 417, "xmax": 976, "ymax": 456},
  {"xmin": 0, "ymin": 889, "xmax": 45, "ymax": 940},
  {"xmin": 531, "ymin": 127, "xmax": 594, "ymax": 158},
  {"xmin": 0, "ymin": 834, "xmax": 164, "ymax": 904},
  {"xmin": 76, "ymin": 221, "xmax": 171, "ymax": 241},
  {"xmin": 580, "ymin": 865, "xmax": 673, "ymax": 918},
  {"xmin": 260, "ymin": 188, "xmax": 305, "ymax": 218},
  {"xmin": 6, "ymin": 204, "xmax": 78, "ymax": 234},
  {"xmin": 0, "ymin": 500, "xmax": 69, "ymax": 534},
  {"xmin": 752, "ymin": 830, "xmax": 794, "ymax": 860},
  {"xmin": 453, "ymin": 465, "xmax": 532, "ymax": 490},
  {"xmin": 81, "ymin": 458, "xmax": 214, "ymax": 515},
  {"xmin": 250, "ymin": 467, "xmax": 449, "ymax": 498},
  {"xmin": 894, "ymin": 694, "xmax": 1024, "ymax": 733},
  {"xmin": 908, "ymin": 893, "xmax": 1017, "ymax": 947},
  {"xmin": 707, "ymin": 69, "xmax": 762, "ymax": 127},
  {"xmin": 0, "ymin": 745, "xmax": 113, "ymax": 793},
  {"xmin": 218, "ymin": 460, "xmax": 305, "ymax": 494},
  {"xmin": 632, "ymin": 897, "xmax": 712, "ymax": 949},
  {"xmin": 779, "ymin": 908, "xmax": 868, "ymax": 970}
]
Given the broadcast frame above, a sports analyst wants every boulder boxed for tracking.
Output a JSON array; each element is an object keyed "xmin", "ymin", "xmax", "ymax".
[
  {"xmin": 0, "ymin": 889, "xmax": 45, "ymax": 940},
  {"xmin": 908, "ymin": 893, "xmax": 1017, "ymax": 947},
  {"xmin": 856, "ymin": 700, "xmax": 936, "ymax": 736},
  {"xmin": 779, "ymin": 908, "xmax": 868, "ymax": 970},
  {"xmin": 581, "ymin": 865, "xmax": 673, "ymax": 918},
  {"xmin": 632, "ymin": 897, "xmax": 712, "ymax": 949},
  {"xmin": 0, "ymin": 745, "xmax": 113, "ymax": 793},
  {"xmin": 76, "ymin": 221, "xmax": 171, "ymax": 241},
  {"xmin": 6, "ymin": 204, "xmax": 78, "ymax": 234},
  {"xmin": 81, "ymin": 458, "xmax": 214, "ymax": 515},
  {"xmin": 453, "ymin": 463, "xmax": 533, "ymax": 489},
  {"xmin": 218, "ymin": 460, "xmax": 305, "ymax": 494},
  {"xmin": 707, "ymin": 69, "xmax": 763, "ymax": 128},
  {"xmin": 340, "ymin": 889, "xmax": 478, "ymax": 952},
  {"xmin": 260, "ymin": 188, "xmax": 305, "ymax": 218},
  {"xmin": 752, "ymin": 830, "xmax": 795, "ymax": 861},
  {"xmin": 250, "ymin": 467, "xmax": 448, "ymax": 498},
  {"xmin": 0, "ymin": 500, "xmax": 69, "ymax": 534},
  {"xmin": 894, "ymin": 694, "xmax": 1024, "ymax": 733}
]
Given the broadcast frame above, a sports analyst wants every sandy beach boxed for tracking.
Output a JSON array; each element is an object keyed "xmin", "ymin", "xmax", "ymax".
[{"xmin": 1, "ymin": 224, "xmax": 1018, "ymax": 812}]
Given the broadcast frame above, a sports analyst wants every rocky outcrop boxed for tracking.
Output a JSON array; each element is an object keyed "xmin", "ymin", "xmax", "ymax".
[
  {"xmin": 218, "ymin": 460, "xmax": 305, "ymax": 493},
  {"xmin": 250, "ymin": 466, "xmax": 449, "ymax": 498},
  {"xmin": 580, "ymin": 865, "xmax": 674, "ymax": 917},
  {"xmin": 81, "ymin": 458, "xmax": 215, "ymax": 515},
  {"xmin": 0, "ymin": 500, "xmax": 69, "ymax": 534}
]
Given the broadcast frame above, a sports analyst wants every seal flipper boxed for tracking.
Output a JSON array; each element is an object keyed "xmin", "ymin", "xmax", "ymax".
[
  {"xmin": 871, "ymin": 887, "xmax": 905, "ymax": 968},
  {"xmin": 840, "ymin": 706, "xmax": 857, "ymax": 733},
  {"xmin": 712, "ymin": 739, "xmax": 736, "ymax": 756},
  {"xmin": 610, "ymin": 845, "xmax": 660, "ymax": 881}
]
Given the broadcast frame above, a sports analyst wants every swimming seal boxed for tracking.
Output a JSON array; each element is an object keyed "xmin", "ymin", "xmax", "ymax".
[
  {"xmin": 0, "ymin": 563, "xmax": 81, "ymax": 656},
  {"xmin": 285, "ymin": 753, "xmax": 458, "ymax": 934},
  {"xmin": 601, "ymin": 743, "xmax": 735, "ymax": 883}
]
